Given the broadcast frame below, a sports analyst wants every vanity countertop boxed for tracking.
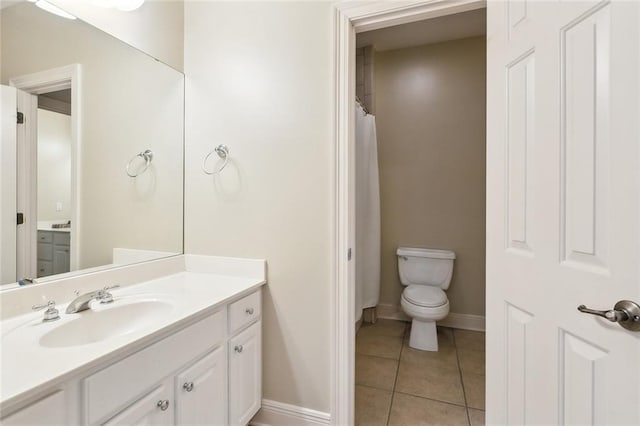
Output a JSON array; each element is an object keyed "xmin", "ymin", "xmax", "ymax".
[
  {"xmin": 0, "ymin": 257, "xmax": 266, "ymax": 411},
  {"xmin": 37, "ymin": 226, "xmax": 71, "ymax": 233},
  {"xmin": 37, "ymin": 221, "xmax": 72, "ymax": 233}
]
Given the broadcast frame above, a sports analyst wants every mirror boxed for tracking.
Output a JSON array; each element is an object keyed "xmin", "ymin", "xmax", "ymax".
[{"xmin": 0, "ymin": 1, "xmax": 184, "ymax": 288}]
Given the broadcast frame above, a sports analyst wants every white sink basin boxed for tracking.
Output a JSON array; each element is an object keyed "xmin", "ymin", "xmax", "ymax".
[{"xmin": 39, "ymin": 300, "xmax": 174, "ymax": 348}]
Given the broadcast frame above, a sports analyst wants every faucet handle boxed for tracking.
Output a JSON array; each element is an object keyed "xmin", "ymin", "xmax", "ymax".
[
  {"xmin": 32, "ymin": 300, "xmax": 60, "ymax": 322},
  {"xmin": 98, "ymin": 285, "xmax": 120, "ymax": 304}
]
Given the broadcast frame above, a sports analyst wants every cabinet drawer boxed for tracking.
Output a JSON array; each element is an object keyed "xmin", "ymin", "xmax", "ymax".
[
  {"xmin": 37, "ymin": 261, "xmax": 53, "ymax": 277},
  {"xmin": 37, "ymin": 231, "xmax": 53, "ymax": 243},
  {"xmin": 228, "ymin": 290, "xmax": 261, "ymax": 334},
  {"xmin": 37, "ymin": 242, "xmax": 53, "ymax": 261},
  {"xmin": 83, "ymin": 310, "xmax": 225, "ymax": 424},
  {"xmin": 53, "ymin": 232, "xmax": 70, "ymax": 246}
]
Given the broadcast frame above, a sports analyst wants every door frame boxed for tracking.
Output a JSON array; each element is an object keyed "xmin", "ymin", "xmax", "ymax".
[
  {"xmin": 10, "ymin": 64, "xmax": 82, "ymax": 276},
  {"xmin": 331, "ymin": 1, "xmax": 485, "ymax": 423}
]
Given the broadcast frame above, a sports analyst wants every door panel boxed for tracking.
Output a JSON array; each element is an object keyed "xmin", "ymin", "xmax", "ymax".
[
  {"xmin": 228, "ymin": 322, "xmax": 261, "ymax": 426},
  {"xmin": 175, "ymin": 346, "xmax": 226, "ymax": 425},
  {"xmin": 487, "ymin": 1, "xmax": 640, "ymax": 424}
]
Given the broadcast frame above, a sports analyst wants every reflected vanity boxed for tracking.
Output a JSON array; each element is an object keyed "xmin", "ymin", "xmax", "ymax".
[{"xmin": 0, "ymin": 1, "xmax": 184, "ymax": 288}]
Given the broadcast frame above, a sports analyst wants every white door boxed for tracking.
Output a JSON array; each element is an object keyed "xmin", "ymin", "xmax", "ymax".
[
  {"xmin": 15, "ymin": 89, "xmax": 38, "ymax": 282},
  {"xmin": 175, "ymin": 347, "xmax": 227, "ymax": 425},
  {"xmin": 0, "ymin": 85, "xmax": 17, "ymax": 284},
  {"xmin": 487, "ymin": 1, "xmax": 640, "ymax": 425}
]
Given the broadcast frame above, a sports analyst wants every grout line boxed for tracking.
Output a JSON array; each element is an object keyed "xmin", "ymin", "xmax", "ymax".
[
  {"xmin": 392, "ymin": 390, "xmax": 470, "ymax": 410},
  {"xmin": 452, "ymin": 328, "xmax": 472, "ymax": 426},
  {"xmin": 384, "ymin": 323, "xmax": 407, "ymax": 425},
  {"xmin": 356, "ymin": 383, "xmax": 395, "ymax": 393},
  {"xmin": 356, "ymin": 353, "xmax": 402, "ymax": 362}
]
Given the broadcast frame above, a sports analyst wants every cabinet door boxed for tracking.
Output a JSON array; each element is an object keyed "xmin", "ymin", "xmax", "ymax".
[
  {"xmin": 102, "ymin": 383, "xmax": 172, "ymax": 426},
  {"xmin": 175, "ymin": 346, "xmax": 226, "ymax": 426},
  {"xmin": 228, "ymin": 321, "xmax": 261, "ymax": 426},
  {"xmin": 52, "ymin": 245, "xmax": 70, "ymax": 274}
]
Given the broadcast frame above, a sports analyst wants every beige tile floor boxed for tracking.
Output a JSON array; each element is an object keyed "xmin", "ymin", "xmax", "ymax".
[{"xmin": 356, "ymin": 319, "xmax": 485, "ymax": 426}]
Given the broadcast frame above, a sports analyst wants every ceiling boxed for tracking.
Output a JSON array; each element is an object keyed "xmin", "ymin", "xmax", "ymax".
[
  {"xmin": 356, "ymin": 8, "xmax": 486, "ymax": 51},
  {"xmin": 41, "ymin": 88, "xmax": 72, "ymax": 104}
]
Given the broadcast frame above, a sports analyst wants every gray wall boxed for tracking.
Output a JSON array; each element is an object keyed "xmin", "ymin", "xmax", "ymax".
[{"xmin": 375, "ymin": 36, "xmax": 487, "ymax": 316}]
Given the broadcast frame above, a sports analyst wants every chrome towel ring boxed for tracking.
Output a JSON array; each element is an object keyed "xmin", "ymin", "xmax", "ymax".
[
  {"xmin": 202, "ymin": 145, "xmax": 229, "ymax": 175},
  {"xmin": 126, "ymin": 149, "xmax": 154, "ymax": 177}
]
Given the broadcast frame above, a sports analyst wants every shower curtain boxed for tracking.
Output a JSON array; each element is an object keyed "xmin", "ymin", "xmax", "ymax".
[{"xmin": 355, "ymin": 102, "xmax": 380, "ymax": 322}]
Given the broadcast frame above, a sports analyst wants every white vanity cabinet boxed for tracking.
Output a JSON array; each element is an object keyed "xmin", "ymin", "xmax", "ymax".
[
  {"xmin": 85, "ymin": 288, "xmax": 261, "ymax": 426},
  {"xmin": 0, "ymin": 265, "xmax": 265, "ymax": 426}
]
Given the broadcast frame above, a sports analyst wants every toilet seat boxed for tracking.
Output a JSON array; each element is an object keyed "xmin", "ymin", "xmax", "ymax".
[{"xmin": 402, "ymin": 285, "xmax": 447, "ymax": 308}]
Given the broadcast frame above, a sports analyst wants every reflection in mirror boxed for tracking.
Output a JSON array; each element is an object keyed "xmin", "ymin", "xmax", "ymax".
[{"xmin": 0, "ymin": 1, "xmax": 184, "ymax": 288}]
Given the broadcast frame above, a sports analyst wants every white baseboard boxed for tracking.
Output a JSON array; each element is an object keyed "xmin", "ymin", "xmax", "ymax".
[
  {"xmin": 250, "ymin": 399, "xmax": 331, "ymax": 426},
  {"xmin": 438, "ymin": 312, "xmax": 485, "ymax": 331},
  {"xmin": 377, "ymin": 304, "xmax": 485, "ymax": 332}
]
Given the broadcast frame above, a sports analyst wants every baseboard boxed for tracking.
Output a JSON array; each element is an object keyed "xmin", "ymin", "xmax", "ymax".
[
  {"xmin": 377, "ymin": 304, "xmax": 485, "ymax": 332},
  {"xmin": 250, "ymin": 399, "xmax": 331, "ymax": 426},
  {"xmin": 377, "ymin": 303, "xmax": 411, "ymax": 321},
  {"xmin": 438, "ymin": 312, "xmax": 485, "ymax": 331}
]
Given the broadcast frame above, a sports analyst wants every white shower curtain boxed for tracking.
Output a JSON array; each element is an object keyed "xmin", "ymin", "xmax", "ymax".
[{"xmin": 355, "ymin": 102, "xmax": 380, "ymax": 322}]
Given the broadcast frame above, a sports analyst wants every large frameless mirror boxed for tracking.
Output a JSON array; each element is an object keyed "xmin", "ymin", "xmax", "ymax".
[{"xmin": 0, "ymin": 1, "xmax": 184, "ymax": 289}]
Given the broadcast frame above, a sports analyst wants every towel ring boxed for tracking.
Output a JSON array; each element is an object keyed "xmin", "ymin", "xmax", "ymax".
[
  {"xmin": 126, "ymin": 149, "xmax": 154, "ymax": 178},
  {"xmin": 202, "ymin": 145, "xmax": 229, "ymax": 175}
]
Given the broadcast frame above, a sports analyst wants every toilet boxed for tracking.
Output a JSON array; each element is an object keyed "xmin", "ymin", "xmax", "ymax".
[{"xmin": 397, "ymin": 246, "xmax": 456, "ymax": 351}]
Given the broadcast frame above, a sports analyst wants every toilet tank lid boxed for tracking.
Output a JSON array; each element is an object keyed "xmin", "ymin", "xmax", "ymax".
[{"xmin": 397, "ymin": 247, "xmax": 456, "ymax": 259}]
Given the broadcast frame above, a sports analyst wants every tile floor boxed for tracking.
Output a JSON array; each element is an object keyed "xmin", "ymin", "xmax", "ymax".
[{"xmin": 355, "ymin": 319, "xmax": 485, "ymax": 426}]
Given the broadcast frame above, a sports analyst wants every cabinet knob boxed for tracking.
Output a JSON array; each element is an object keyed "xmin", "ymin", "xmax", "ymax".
[
  {"xmin": 246, "ymin": 307, "xmax": 254, "ymax": 315},
  {"xmin": 156, "ymin": 399, "xmax": 170, "ymax": 411},
  {"xmin": 235, "ymin": 345, "xmax": 244, "ymax": 353},
  {"xmin": 183, "ymin": 382, "xmax": 194, "ymax": 392}
]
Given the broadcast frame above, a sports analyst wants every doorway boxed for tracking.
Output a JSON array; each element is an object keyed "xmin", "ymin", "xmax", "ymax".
[
  {"xmin": 353, "ymin": 12, "xmax": 486, "ymax": 424},
  {"xmin": 331, "ymin": 2, "xmax": 487, "ymax": 424},
  {"xmin": 8, "ymin": 64, "xmax": 80, "ymax": 285}
]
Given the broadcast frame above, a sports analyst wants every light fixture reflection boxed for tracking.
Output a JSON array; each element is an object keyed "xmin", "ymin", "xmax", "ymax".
[
  {"xmin": 91, "ymin": 0, "xmax": 145, "ymax": 11},
  {"xmin": 33, "ymin": 0, "xmax": 77, "ymax": 20}
]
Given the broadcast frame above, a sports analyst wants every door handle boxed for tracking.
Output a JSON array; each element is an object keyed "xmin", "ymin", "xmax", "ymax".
[{"xmin": 577, "ymin": 300, "xmax": 640, "ymax": 331}]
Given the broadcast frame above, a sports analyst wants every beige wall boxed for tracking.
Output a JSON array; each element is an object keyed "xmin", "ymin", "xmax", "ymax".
[
  {"xmin": 375, "ymin": 37, "xmax": 486, "ymax": 316},
  {"xmin": 49, "ymin": 0, "xmax": 184, "ymax": 71},
  {"xmin": 37, "ymin": 109, "xmax": 71, "ymax": 222},
  {"xmin": 184, "ymin": 2, "xmax": 332, "ymax": 413}
]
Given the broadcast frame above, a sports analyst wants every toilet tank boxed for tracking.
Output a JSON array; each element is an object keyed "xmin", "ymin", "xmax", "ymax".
[{"xmin": 397, "ymin": 247, "xmax": 456, "ymax": 290}]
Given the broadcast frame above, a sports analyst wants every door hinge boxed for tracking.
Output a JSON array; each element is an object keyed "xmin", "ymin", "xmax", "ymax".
[
  {"xmin": 17, "ymin": 111, "xmax": 24, "ymax": 124},
  {"xmin": 17, "ymin": 212, "xmax": 24, "ymax": 225},
  {"xmin": 347, "ymin": 248, "xmax": 352, "ymax": 261}
]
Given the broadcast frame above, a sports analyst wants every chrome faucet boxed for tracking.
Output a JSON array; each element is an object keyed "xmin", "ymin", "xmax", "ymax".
[{"xmin": 66, "ymin": 285, "xmax": 120, "ymax": 314}]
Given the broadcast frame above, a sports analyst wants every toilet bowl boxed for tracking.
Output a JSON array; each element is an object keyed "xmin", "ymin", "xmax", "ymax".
[{"xmin": 397, "ymin": 247, "xmax": 455, "ymax": 351}]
